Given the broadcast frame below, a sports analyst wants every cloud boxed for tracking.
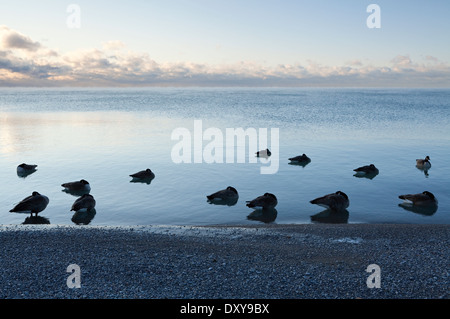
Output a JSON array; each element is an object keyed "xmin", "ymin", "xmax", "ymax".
[
  {"xmin": 102, "ymin": 40, "xmax": 126, "ymax": 51},
  {"xmin": 0, "ymin": 26, "xmax": 449, "ymax": 87},
  {"xmin": 0, "ymin": 25, "xmax": 41, "ymax": 51}
]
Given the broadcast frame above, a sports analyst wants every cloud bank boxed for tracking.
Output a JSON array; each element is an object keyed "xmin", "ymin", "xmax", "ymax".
[{"xmin": 1, "ymin": 26, "xmax": 449, "ymax": 87}]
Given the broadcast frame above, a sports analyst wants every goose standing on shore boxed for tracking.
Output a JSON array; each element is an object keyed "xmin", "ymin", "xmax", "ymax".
[{"xmin": 10, "ymin": 192, "xmax": 49, "ymax": 217}]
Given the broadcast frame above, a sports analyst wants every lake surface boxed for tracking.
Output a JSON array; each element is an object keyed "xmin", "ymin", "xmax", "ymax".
[{"xmin": 0, "ymin": 87, "xmax": 449, "ymax": 226}]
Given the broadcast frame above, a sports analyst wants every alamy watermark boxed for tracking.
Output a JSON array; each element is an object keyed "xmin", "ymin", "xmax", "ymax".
[
  {"xmin": 366, "ymin": 264, "xmax": 381, "ymax": 288},
  {"xmin": 367, "ymin": 4, "xmax": 381, "ymax": 29},
  {"xmin": 67, "ymin": 264, "xmax": 81, "ymax": 288},
  {"xmin": 171, "ymin": 120, "xmax": 280, "ymax": 175},
  {"xmin": 66, "ymin": 4, "xmax": 81, "ymax": 29}
]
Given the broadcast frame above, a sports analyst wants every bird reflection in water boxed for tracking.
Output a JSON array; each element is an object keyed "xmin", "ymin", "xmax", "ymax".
[
  {"xmin": 22, "ymin": 215, "xmax": 50, "ymax": 225},
  {"xmin": 416, "ymin": 166, "xmax": 430, "ymax": 178},
  {"xmin": 353, "ymin": 171, "xmax": 379, "ymax": 180},
  {"xmin": 310, "ymin": 209, "xmax": 349, "ymax": 224},
  {"xmin": 247, "ymin": 208, "xmax": 278, "ymax": 224},
  {"xmin": 207, "ymin": 197, "xmax": 239, "ymax": 207},
  {"xmin": 398, "ymin": 203, "xmax": 438, "ymax": 217},
  {"xmin": 71, "ymin": 209, "xmax": 97, "ymax": 225}
]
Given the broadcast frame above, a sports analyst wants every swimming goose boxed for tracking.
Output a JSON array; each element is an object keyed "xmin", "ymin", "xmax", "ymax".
[
  {"xmin": 289, "ymin": 154, "xmax": 311, "ymax": 163},
  {"xmin": 399, "ymin": 191, "xmax": 437, "ymax": 206},
  {"xmin": 61, "ymin": 180, "xmax": 91, "ymax": 193},
  {"xmin": 353, "ymin": 164, "xmax": 379, "ymax": 175},
  {"xmin": 17, "ymin": 163, "xmax": 38, "ymax": 177},
  {"xmin": 310, "ymin": 191, "xmax": 349, "ymax": 211},
  {"xmin": 10, "ymin": 191, "xmax": 49, "ymax": 216},
  {"xmin": 246, "ymin": 193, "xmax": 278, "ymax": 209},
  {"xmin": 130, "ymin": 169, "xmax": 155, "ymax": 180},
  {"xmin": 256, "ymin": 149, "xmax": 271, "ymax": 157},
  {"xmin": 71, "ymin": 194, "xmax": 96, "ymax": 212},
  {"xmin": 207, "ymin": 186, "xmax": 239, "ymax": 202},
  {"xmin": 416, "ymin": 156, "xmax": 431, "ymax": 168}
]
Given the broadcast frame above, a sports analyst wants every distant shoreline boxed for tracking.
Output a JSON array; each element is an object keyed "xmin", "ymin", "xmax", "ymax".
[{"xmin": 0, "ymin": 223, "xmax": 448, "ymax": 300}]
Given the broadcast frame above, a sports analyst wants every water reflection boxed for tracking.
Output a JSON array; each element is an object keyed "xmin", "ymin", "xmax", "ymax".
[
  {"xmin": 62, "ymin": 188, "xmax": 91, "ymax": 197},
  {"xmin": 288, "ymin": 160, "xmax": 311, "ymax": 168},
  {"xmin": 130, "ymin": 177, "xmax": 155, "ymax": 185},
  {"xmin": 207, "ymin": 198, "xmax": 239, "ymax": 207},
  {"xmin": 22, "ymin": 215, "xmax": 50, "ymax": 225},
  {"xmin": 71, "ymin": 209, "xmax": 97, "ymax": 225},
  {"xmin": 247, "ymin": 208, "xmax": 278, "ymax": 223},
  {"xmin": 416, "ymin": 166, "xmax": 430, "ymax": 177},
  {"xmin": 310, "ymin": 209, "xmax": 349, "ymax": 224},
  {"xmin": 353, "ymin": 171, "xmax": 379, "ymax": 180},
  {"xmin": 398, "ymin": 203, "xmax": 438, "ymax": 216}
]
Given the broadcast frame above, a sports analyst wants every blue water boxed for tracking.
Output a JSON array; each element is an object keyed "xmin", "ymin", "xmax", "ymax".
[{"xmin": 0, "ymin": 87, "xmax": 449, "ymax": 226}]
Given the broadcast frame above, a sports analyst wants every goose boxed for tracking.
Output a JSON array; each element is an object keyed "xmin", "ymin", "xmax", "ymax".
[
  {"xmin": 246, "ymin": 193, "xmax": 278, "ymax": 209},
  {"xmin": 399, "ymin": 191, "xmax": 437, "ymax": 206},
  {"xmin": 130, "ymin": 169, "xmax": 155, "ymax": 180},
  {"xmin": 310, "ymin": 191, "xmax": 349, "ymax": 211},
  {"xmin": 289, "ymin": 154, "xmax": 311, "ymax": 163},
  {"xmin": 256, "ymin": 149, "xmax": 271, "ymax": 157},
  {"xmin": 17, "ymin": 163, "xmax": 37, "ymax": 177},
  {"xmin": 416, "ymin": 156, "xmax": 431, "ymax": 168},
  {"xmin": 353, "ymin": 164, "xmax": 379, "ymax": 175},
  {"xmin": 61, "ymin": 179, "xmax": 91, "ymax": 193},
  {"xmin": 71, "ymin": 194, "xmax": 96, "ymax": 212},
  {"xmin": 10, "ymin": 191, "xmax": 49, "ymax": 216},
  {"xmin": 207, "ymin": 186, "xmax": 239, "ymax": 202}
]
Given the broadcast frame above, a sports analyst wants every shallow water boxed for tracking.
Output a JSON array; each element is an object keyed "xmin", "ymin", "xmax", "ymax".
[{"xmin": 0, "ymin": 87, "xmax": 449, "ymax": 226}]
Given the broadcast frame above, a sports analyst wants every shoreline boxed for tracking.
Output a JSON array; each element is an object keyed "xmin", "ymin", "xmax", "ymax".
[{"xmin": 0, "ymin": 223, "xmax": 448, "ymax": 299}]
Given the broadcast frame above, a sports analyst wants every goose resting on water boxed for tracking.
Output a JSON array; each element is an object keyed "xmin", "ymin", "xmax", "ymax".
[
  {"xmin": 207, "ymin": 186, "xmax": 239, "ymax": 202},
  {"xmin": 71, "ymin": 194, "xmax": 96, "ymax": 212},
  {"xmin": 17, "ymin": 163, "xmax": 38, "ymax": 177},
  {"xmin": 289, "ymin": 154, "xmax": 311, "ymax": 163},
  {"xmin": 310, "ymin": 191, "xmax": 350, "ymax": 212},
  {"xmin": 256, "ymin": 149, "xmax": 271, "ymax": 157},
  {"xmin": 246, "ymin": 193, "xmax": 278, "ymax": 209},
  {"xmin": 399, "ymin": 191, "xmax": 437, "ymax": 206},
  {"xmin": 130, "ymin": 169, "xmax": 155, "ymax": 180},
  {"xmin": 416, "ymin": 156, "xmax": 431, "ymax": 169},
  {"xmin": 61, "ymin": 179, "xmax": 91, "ymax": 193},
  {"xmin": 353, "ymin": 164, "xmax": 379, "ymax": 175}
]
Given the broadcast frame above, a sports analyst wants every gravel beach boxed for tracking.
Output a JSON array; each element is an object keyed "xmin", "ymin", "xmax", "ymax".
[{"xmin": 0, "ymin": 223, "xmax": 448, "ymax": 301}]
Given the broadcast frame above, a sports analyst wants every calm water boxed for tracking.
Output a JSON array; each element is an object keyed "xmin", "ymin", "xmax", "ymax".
[{"xmin": 0, "ymin": 87, "xmax": 449, "ymax": 226}]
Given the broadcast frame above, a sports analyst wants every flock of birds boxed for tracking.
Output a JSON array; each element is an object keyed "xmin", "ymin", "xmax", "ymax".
[
  {"xmin": 9, "ymin": 152, "xmax": 437, "ymax": 224},
  {"xmin": 207, "ymin": 151, "xmax": 437, "ymax": 217},
  {"xmin": 10, "ymin": 166, "xmax": 155, "ymax": 222}
]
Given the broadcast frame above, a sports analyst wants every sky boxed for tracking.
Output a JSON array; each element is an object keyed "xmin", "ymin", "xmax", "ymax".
[{"xmin": 0, "ymin": 0, "xmax": 449, "ymax": 87}]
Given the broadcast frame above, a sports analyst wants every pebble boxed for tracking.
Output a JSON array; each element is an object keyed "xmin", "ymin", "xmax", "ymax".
[{"xmin": 0, "ymin": 223, "xmax": 448, "ymax": 299}]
